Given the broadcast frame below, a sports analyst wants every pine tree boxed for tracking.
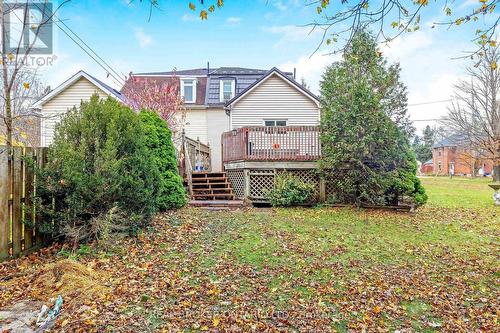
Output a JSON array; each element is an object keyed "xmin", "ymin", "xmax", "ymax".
[{"xmin": 320, "ymin": 30, "xmax": 427, "ymax": 206}]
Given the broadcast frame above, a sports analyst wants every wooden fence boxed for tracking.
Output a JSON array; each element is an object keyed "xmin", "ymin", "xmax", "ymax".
[
  {"xmin": 222, "ymin": 126, "xmax": 321, "ymax": 163},
  {"xmin": 0, "ymin": 146, "xmax": 47, "ymax": 261}
]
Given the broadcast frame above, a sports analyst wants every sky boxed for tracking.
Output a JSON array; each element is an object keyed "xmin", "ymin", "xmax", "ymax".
[{"xmin": 36, "ymin": 0, "xmax": 499, "ymax": 133}]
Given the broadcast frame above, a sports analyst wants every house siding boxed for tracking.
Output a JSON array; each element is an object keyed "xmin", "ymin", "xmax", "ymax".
[
  {"xmin": 40, "ymin": 77, "xmax": 109, "ymax": 146},
  {"xmin": 230, "ymin": 74, "xmax": 319, "ymax": 129},
  {"xmin": 180, "ymin": 108, "xmax": 208, "ymax": 144},
  {"xmin": 206, "ymin": 109, "xmax": 229, "ymax": 171}
]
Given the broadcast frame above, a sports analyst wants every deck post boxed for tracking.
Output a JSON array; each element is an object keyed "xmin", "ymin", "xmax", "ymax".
[
  {"xmin": 244, "ymin": 169, "xmax": 250, "ymax": 198},
  {"xmin": 319, "ymin": 177, "xmax": 326, "ymax": 202}
]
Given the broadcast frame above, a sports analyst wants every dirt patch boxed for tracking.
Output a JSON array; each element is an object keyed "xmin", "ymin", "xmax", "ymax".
[{"xmin": 0, "ymin": 300, "xmax": 44, "ymax": 332}]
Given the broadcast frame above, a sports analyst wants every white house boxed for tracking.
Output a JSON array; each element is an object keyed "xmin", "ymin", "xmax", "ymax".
[
  {"xmin": 34, "ymin": 67, "xmax": 320, "ymax": 172},
  {"xmin": 33, "ymin": 70, "xmax": 125, "ymax": 147}
]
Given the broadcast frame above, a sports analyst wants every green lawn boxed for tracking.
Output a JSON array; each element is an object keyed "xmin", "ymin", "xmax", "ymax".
[
  {"xmin": 420, "ymin": 176, "xmax": 495, "ymax": 208},
  {"xmin": 1, "ymin": 177, "xmax": 498, "ymax": 332}
]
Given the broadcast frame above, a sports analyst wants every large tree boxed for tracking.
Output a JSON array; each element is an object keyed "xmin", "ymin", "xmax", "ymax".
[
  {"xmin": 320, "ymin": 30, "xmax": 426, "ymax": 206},
  {"xmin": 335, "ymin": 29, "xmax": 414, "ymax": 137},
  {"xmin": 443, "ymin": 46, "xmax": 500, "ymax": 182}
]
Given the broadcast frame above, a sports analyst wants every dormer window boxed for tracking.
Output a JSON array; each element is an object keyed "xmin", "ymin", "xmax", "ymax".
[
  {"xmin": 181, "ymin": 78, "xmax": 196, "ymax": 103},
  {"xmin": 220, "ymin": 79, "xmax": 235, "ymax": 102}
]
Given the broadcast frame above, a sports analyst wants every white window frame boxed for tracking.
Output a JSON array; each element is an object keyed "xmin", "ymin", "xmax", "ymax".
[
  {"xmin": 219, "ymin": 79, "xmax": 235, "ymax": 102},
  {"xmin": 263, "ymin": 119, "xmax": 288, "ymax": 127},
  {"xmin": 181, "ymin": 78, "xmax": 197, "ymax": 103}
]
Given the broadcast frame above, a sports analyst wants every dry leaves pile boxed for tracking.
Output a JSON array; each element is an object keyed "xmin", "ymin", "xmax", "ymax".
[{"xmin": 0, "ymin": 206, "xmax": 498, "ymax": 332}]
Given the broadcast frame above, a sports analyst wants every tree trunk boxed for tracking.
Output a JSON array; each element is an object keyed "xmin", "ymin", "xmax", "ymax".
[
  {"xmin": 0, "ymin": 0, "xmax": 12, "ymax": 150},
  {"xmin": 493, "ymin": 164, "xmax": 500, "ymax": 182}
]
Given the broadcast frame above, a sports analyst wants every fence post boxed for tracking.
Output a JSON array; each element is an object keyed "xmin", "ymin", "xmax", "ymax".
[
  {"xmin": 0, "ymin": 147, "xmax": 10, "ymax": 260},
  {"xmin": 12, "ymin": 148, "xmax": 23, "ymax": 256},
  {"xmin": 24, "ymin": 148, "xmax": 34, "ymax": 251},
  {"xmin": 35, "ymin": 148, "xmax": 45, "ymax": 245}
]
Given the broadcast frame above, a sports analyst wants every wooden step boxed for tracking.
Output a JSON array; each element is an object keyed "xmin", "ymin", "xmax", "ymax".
[
  {"xmin": 192, "ymin": 182, "xmax": 230, "ymax": 187},
  {"xmin": 192, "ymin": 177, "xmax": 227, "ymax": 182},
  {"xmin": 192, "ymin": 193, "xmax": 235, "ymax": 199},
  {"xmin": 193, "ymin": 187, "xmax": 233, "ymax": 193},
  {"xmin": 192, "ymin": 172, "xmax": 226, "ymax": 178},
  {"xmin": 189, "ymin": 200, "xmax": 245, "ymax": 209}
]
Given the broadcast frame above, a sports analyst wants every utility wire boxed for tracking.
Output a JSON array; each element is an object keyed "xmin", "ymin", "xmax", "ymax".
[
  {"xmin": 31, "ymin": 2, "xmax": 125, "ymax": 87},
  {"xmin": 55, "ymin": 18, "xmax": 126, "ymax": 85},
  {"xmin": 408, "ymin": 99, "xmax": 453, "ymax": 107}
]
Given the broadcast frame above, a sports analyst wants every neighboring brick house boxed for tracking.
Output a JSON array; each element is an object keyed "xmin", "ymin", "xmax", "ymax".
[{"xmin": 432, "ymin": 134, "xmax": 493, "ymax": 176}]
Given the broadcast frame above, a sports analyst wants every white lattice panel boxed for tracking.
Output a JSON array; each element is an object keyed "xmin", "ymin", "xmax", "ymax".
[
  {"xmin": 227, "ymin": 169, "xmax": 245, "ymax": 198},
  {"xmin": 249, "ymin": 170, "xmax": 275, "ymax": 199}
]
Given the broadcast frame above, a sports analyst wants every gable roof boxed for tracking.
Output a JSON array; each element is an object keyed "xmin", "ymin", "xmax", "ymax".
[
  {"xmin": 224, "ymin": 67, "xmax": 320, "ymax": 107},
  {"xmin": 432, "ymin": 133, "xmax": 468, "ymax": 148},
  {"xmin": 133, "ymin": 67, "xmax": 270, "ymax": 77},
  {"xmin": 33, "ymin": 70, "xmax": 124, "ymax": 108}
]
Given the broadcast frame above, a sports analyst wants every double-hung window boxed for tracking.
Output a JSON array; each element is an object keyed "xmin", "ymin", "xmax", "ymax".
[
  {"xmin": 181, "ymin": 78, "xmax": 196, "ymax": 103},
  {"xmin": 264, "ymin": 120, "xmax": 287, "ymax": 127},
  {"xmin": 220, "ymin": 79, "xmax": 235, "ymax": 102}
]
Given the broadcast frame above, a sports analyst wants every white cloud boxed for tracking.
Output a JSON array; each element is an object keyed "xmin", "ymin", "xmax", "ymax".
[
  {"xmin": 226, "ymin": 17, "xmax": 242, "ymax": 25},
  {"xmin": 268, "ymin": 0, "xmax": 301, "ymax": 12},
  {"xmin": 134, "ymin": 28, "xmax": 153, "ymax": 48},
  {"xmin": 381, "ymin": 30, "xmax": 434, "ymax": 61},
  {"xmin": 460, "ymin": 0, "xmax": 478, "ymax": 9},
  {"xmin": 262, "ymin": 25, "xmax": 319, "ymax": 45},
  {"xmin": 181, "ymin": 13, "xmax": 197, "ymax": 22},
  {"xmin": 280, "ymin": 53, "xmax": 339, "ymax": 94},
  {"xmin": 378, "ymin": 29, "xmax": 470, "ymax": 131}
]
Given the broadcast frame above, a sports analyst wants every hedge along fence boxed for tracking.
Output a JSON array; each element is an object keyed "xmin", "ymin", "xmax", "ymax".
[{"xmin": 0, "ymin": 145, "xmax": 48, "ymax": 261}]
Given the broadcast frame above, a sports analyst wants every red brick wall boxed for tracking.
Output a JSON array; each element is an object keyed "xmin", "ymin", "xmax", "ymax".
[{"xmin": 432, "ymin": 146, "xmax": 493, "ymax": 175}]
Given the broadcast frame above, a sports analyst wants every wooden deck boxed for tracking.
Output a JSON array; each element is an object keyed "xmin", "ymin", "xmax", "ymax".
[{"xmin": 222, "ymin": 126, "xmax": 321, "ymax": 163}]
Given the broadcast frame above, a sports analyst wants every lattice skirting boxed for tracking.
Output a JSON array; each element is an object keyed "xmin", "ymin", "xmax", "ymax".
[
  {"xmin": 249, "ymin": 169, "xmax": 320, "ymax": 200},
  {"xmin": 277, "ymin": 169, "xmax": 320, "ymax": 194},
  {"xmin": 249, "ymin": 169, "xmax": 275, "ymax": 199},
  {"xmin": 226, "ymin": 169, "xmax": 245, "ymax": 198}
]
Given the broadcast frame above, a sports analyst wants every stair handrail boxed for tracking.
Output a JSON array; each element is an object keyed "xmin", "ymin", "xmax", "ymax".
[{"xmin": 181, "ymin": 131, "xmax": 194, "ymax": 197}]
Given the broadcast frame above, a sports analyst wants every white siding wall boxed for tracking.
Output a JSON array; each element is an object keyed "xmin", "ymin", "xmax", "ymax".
[
  {"xmin": 179, "ymin": 109, "xmax": 208, "ymax": 144},
  {"xmin": 206, "ymin": 109, "xmax": 229, "ymax": 171},
  {"xmin": 230, "ymin": 74, "xmax": 319, "ymax": 129},
  {"xmin": 40, "ymin": 77, "xmax": 108, "ymax": 146}
]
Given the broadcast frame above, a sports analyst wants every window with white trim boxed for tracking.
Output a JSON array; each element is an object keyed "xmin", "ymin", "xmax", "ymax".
[
  {"xmin": 181, "ymin": 78, "xmax": 196, "ymax": 103},
  {"xmin": 264, "ymin": 120, "xmax": 287, "ymax": 126},
  {"xmin": 219, "ymin": 79, "xmax": 235, "ymax": 102}
]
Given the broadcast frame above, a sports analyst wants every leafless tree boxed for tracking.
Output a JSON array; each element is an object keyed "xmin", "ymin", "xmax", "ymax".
[
  {"xmin": 0, "ymin": 67, "xmax": 48, "ymax": 146},
  {"xmin": 443, "ymin": 46, "xmax": 500, "ymax": 181},
  {"xmin": 0, "ymin": 0, "xmax": 68, "ymax": 149}
]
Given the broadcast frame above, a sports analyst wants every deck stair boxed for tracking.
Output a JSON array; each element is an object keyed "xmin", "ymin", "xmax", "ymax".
[{"xmin": 190, "ymin": 172, "xmax": 236, "ymax": 200}]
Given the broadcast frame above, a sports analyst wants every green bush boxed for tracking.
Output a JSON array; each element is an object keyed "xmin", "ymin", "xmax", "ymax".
[
  {"xmin": 35, "ymin": 95, "xmax": 162, "ymax": 244},
  {"xmin": 265, "ymin": 173, "xmax": 316, "ymax": 207},
  {"xmin": 139, "ymin": 110, "xmax": 186, "ymax": 210}
]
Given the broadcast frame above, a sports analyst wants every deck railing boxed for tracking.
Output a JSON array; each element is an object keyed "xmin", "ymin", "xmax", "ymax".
[{"xmin": 222, "ymin": 126, "xmax": 321, "ymax": 163}]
